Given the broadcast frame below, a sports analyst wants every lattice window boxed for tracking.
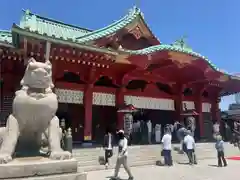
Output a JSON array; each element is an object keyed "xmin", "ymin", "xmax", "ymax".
[
  {"xmin": 55, "ymin": 89, "xmax": 83, "ymax": 104},
  {"xmin": 182, "ymin": 101, "xmax": 195, "ymax": 110},
  {"xmin": 202, "ymin": 103, "xmax": 211, "ymax": 113},
  {"xmin": 124, "ymin": 96, "xmax": 175, "ymax": 110},
  {"xmin": 92, "ymin": 92, "xmax": 115, "ymax": 106}
]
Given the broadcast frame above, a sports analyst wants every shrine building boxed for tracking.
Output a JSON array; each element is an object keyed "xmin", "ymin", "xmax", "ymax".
[{"xmin": 1, "ymin": 7, "xmax": 240, "ymax": 143}]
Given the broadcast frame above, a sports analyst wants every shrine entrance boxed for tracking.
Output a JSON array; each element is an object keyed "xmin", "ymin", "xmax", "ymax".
[
  {"xmin": 92, "ymin": 105, "xmax": 117, "ymax": 144},
  {"xmin": 202, "ymin": 112, "xmax": 213, "ymax": 141},
  {"xmin": 57, "ymin": 103, "xmax": 84, "ymax": 143}
]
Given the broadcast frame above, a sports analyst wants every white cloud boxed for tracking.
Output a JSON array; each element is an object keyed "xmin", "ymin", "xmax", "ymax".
[{"xmin": 220, "ymin": 95, "xmax": 235, "ymax": 110}]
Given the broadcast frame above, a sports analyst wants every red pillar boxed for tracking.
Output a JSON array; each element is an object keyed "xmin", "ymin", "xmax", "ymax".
[
  {"xmin": 211, "ymin": 97, "xmax": 221, "ymax": 123},
  {"xmin": 83, "ymin": 84, "xmax": 93, "ymax": 141},
  {"xmin": 175, "ymin": 85, "xmax": 184, "ymax": 122},
  {"xmin": 195, "ymin": 95, "xmax": 203, "ymax": 137},
  {"xmin": 116, "ymin": 88, "xmax": 125, "ymax": 130}
]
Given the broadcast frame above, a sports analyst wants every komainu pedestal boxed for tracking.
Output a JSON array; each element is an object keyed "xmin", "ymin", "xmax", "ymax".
[
  {"xmin": 0, "ymin": 58, "xmax": 86, "ymax": 180},
  {"xmin": 0, "ymin": 157, "xmax": 85, "ymax": 179}
]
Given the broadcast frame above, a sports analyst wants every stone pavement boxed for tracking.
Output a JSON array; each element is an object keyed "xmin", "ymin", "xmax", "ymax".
[{"xmin": 87, "ymin": 159, "xmax": 240, "ymax": 180}]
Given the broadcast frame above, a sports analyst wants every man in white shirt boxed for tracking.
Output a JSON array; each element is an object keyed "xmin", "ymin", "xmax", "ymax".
[
  {"xmin": 183, "ymin": 130, "xmax": 197, "ymax": 165},
  {"xmin": 161, "ymin": 129, "xmax": 173, "ymax": 166}
]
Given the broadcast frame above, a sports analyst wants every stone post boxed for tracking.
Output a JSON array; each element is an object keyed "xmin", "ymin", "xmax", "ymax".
[{"xmin": 64, "ymin": 128, "xmax": 73, "ymax": 153}]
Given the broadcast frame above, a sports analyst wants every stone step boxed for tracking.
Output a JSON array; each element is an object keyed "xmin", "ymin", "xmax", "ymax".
[
  {"xmin": 73, "ymin": 143, "xmax": 240, "ymax": 172},
  {"xmin": 77, "ymin": 156, "xmax": 157, "ymax": 166},
  {"xmin": 72, "ymin": 143, "xmax": 223, "ymax": 155},
  {"xmin": 75, "ymin": 154, "xmax": 158, "ymax": 161},
  {"xmin": 77, "ymin": 159, "xmax": 157, "ymax": 172}
]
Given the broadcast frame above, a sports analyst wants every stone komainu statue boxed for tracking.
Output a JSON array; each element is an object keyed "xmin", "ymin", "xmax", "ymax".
[{"xmin": 0, "ymin": 58, "xmax": 71, "ymax": 164}]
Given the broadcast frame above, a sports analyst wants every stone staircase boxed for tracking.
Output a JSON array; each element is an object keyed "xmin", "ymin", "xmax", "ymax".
[{"xmin": 74, "ymin": 143, "xmax": 240, "ymax": 172}]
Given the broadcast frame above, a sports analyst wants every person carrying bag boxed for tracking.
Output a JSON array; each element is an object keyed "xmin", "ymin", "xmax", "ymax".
[
  {"xmin": 111, "ymin": 130, "xmax": 134, "ymax": 180},
  {"xmin": 103, "ymin": 129, "xmax": 114, "ymax": 169}
]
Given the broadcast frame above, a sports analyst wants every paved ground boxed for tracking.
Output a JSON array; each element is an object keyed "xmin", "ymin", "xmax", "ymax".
[{"xmin": 87, "ymin": 159, "xmax": 240, "ymax": 180}]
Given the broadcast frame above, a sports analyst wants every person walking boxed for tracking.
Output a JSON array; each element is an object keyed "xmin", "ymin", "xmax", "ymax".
[
  {"xmin": 174, "ymin": 121, "xmax": 187, "ymax": 153},
  {"xmin": 111, "ymin": 130, "xmax": 133, "ymax": 180},
  {"xmin": 161, "ymin": 128, "xmax": 173, "ymax": 166},
  {"xmin": 183, "ymin": 130, "xmax": 197, "ymax": 165},
  {"xmin": 147, "ymin": 120, "xmax": 152, "ymax": 144},
  {"xmin": 213, "ymin": 121, "xmax": 220, "ymax": 140},
  {"xmin": 215, "ymin": 135, "xmax": 227, "ymax": 167},
  {"xmin": 103, "ymin": 129, "xmax": 114, "ymax": 169}
]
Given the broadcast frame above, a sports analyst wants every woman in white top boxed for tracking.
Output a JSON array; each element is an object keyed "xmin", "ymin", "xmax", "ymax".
[{"xmin": 112, "ymin": 130, "xmax": 133, "ymax": 180}]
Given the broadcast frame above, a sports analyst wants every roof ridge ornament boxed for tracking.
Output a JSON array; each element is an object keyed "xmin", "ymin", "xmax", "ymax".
[
  {"xmin": 172, "ymin": 36, "xmax": 193, "ymax": 52},
  {"xmin": 25, "ymin": 9, "xmax": 31, "ymax": 15},
  {"xmin": 20, "ymin": 9, "xmax": 37, "ymax": 31},
  {"xmin": 129, "ymin": 6, "xmax": 140, "ymax": 16}
]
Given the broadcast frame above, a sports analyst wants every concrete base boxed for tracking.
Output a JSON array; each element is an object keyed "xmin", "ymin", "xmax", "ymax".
[
  {"xmin": 0, "ymin": 157, "xmax": 79, "ymax": 179},
  {"xmin": 81, "ymin": 142, "xmax": 93, "ymax": 147},
  {"xmin": 8, "ymin": 172, "xmax": 87, "ymax": 180}
]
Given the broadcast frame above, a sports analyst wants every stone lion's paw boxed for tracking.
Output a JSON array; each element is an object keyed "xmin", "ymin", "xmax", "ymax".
[
  {"xmin": 0, "ymin": 154, "xmax": 12, "ymax": 164},
  {"xmin": 50, "ymin": 151, "xmax": 72, "ymax": 160}
]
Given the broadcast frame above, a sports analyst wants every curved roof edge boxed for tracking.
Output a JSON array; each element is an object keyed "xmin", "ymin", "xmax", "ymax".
[
  {"xmin": 0, "ymin": 30, "xmax": 12, "ymax": 44},
  {"xmin": 76, "ymin": 6, "xmax": 143, "ymax": 43},
  {"xmin": 120, "ymin": 43, "xmax": 240, "ymax": 80},
  {"xmin": 6, "ymin": 24, "xmax": 240, "ymax": 83}
]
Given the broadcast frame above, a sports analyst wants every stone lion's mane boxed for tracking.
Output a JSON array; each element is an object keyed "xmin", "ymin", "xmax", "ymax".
[{"xmin": 18, "ymin": 58, "xmax": 54, "ymax": 97}]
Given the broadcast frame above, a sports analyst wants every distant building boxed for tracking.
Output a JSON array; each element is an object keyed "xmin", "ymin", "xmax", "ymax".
[
  {"xmin": 223, "ymin": 93, "xmax": 240, "ymax": 120},
  {"xmin": 235, "ymin": 93, "xmax": 240, "ymax": 104}
]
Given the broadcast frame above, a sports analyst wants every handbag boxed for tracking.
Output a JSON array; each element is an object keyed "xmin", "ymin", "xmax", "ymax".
[
  {"xmin": 98, "ymin": 155, "xmax": 105, "ymax": 165},
  {"xmin": 161, "ymin": 150, "xmax": 164, "ymax": 156},
  {"xmin": 98, "ymin": 148, "xmax": 105, "ymax": 165}
]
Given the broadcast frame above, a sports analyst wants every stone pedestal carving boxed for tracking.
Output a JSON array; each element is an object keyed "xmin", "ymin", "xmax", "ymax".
[
  {"xmin": 0, "ymin": 157, "xmax": 79, "ymax": 179},
  {"xmin": 0, "ymin": 58, "xmax": 86, "ymax": 180}
]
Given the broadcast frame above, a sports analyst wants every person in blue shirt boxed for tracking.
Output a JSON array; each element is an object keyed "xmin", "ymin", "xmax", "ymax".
[{"xmin": 215, "ymin": 135, "xmax": 227, "ymax": 167}]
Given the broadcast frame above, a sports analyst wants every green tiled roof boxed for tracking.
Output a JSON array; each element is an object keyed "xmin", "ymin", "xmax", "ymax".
[
  {"xmin": 12, "ymin": 24, "xmax": 119, "ymax": 56},
  {"xmin": 76, "ymin": 6, "xmax": 142, "ymax": 43},
  {"xmin": 2, "ymin": 8, "xmax": 239, "ymax": 83},
  {"xmin": 0, "ymin": 30, "xmax": 12, "ymax": 44},
  {"xmin": 20, "ymin": 10, "xmax": 91, "ymax": 40}
]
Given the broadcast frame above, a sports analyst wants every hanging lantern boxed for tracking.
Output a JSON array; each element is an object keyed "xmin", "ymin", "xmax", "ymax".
[
  {"xmin": 117, "ymin": 102, "xmax": 138, "ymax": 113},
  {"xmin": 181, "ymin": 110, "xmax": 199, "ymax": 116}
]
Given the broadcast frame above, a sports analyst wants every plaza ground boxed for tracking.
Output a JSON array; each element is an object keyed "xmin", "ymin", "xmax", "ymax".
[{"xmin": 87, "ymin": 159, "xmax": 240, "ymax": 180}]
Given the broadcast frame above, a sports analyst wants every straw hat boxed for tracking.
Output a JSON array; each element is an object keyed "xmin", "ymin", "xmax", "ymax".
[{"xmin": 117, "ymin": 129, "xmax": 124, "ymax": 134}]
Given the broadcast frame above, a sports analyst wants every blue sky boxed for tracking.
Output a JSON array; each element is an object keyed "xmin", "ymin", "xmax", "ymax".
[{"xmin": 1, "ymin": 0, "xmax": 239, "ymax": 110}]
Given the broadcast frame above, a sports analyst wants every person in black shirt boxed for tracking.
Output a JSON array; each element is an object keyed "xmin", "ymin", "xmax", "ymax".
[{"xmin": 103, "ymin": 129, "xmax": 114, "ymax": 169}]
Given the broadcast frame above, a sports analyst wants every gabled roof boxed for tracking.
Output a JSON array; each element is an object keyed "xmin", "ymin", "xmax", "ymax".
[
  {"xmin": 1, "ymin": 7, "xmax": 240, "ymax": 93},
  {"xmin": 11, "ymin": 24, "xmax": 119, "ymax": 56},
  {"xmin": 20, "ymin": 9, "xmax": 92, "ymax": 40},
  {"xmin": 76, "ymin": 7, "xmax": 159, "ymax": 44}
]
